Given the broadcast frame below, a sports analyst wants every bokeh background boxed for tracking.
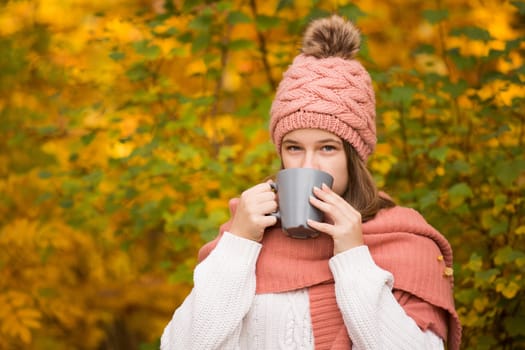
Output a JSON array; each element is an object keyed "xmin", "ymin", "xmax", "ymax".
[{"xmin": 1, "ymin": 0, "xmax": 524, "ymax": 349}]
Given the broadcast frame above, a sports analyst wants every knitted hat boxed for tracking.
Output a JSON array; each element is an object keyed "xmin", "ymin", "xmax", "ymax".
[{"xmin": 270, "ymin": 15, "xmax": 376, "ymax": 162}]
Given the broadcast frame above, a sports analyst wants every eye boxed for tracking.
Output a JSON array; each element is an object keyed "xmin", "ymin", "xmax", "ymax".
[
  {"xmin": 286, "ymin": 145, "xmax": 302, "ymax": 152},
  {"xmin": 321, "ymin": 145, "xmax": 337, "ymax": 152}
]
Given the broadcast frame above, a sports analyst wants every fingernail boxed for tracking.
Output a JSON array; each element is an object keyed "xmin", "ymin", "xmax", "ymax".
[
  {"xmin": 322, "ymin": 183, "xmax": 329, "ymax": 190},
  {"xmin": 313, "ymin": 186, "xmax": 320, "ymax": 191}
]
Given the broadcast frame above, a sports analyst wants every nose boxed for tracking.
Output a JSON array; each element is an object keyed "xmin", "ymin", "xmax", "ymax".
[{"xmin": 301, "ymin": 151, "xmax": 320, "ymax": 169}]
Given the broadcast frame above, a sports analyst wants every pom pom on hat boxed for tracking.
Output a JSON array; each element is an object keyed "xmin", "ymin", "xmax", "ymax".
[
  {"xmin": 302, "ymin": 15, "xmax": 361, "ymax": 59},
  {"xmin": 270, "ymin": 15, "xmax": 376, "ymax": 162}
]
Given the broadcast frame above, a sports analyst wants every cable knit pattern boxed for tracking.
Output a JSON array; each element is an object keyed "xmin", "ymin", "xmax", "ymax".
[
  {"xmin": 199, "ymin": 205, "xmax": 462, "ymax": 350},
  {"xmin": 270, "ymin": 54, "xmax": 376, "ymax": 161},
  {"xmin": 162, "ymin": 232, "xmax": 447, "ymax": 350}
]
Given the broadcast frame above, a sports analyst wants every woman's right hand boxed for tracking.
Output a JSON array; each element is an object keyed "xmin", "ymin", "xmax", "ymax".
[{"xmin": 229, "ymin": 181, "xmax": 278, "ymax": 242}]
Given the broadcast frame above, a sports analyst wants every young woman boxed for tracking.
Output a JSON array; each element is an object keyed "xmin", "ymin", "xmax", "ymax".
[{"xmin": 161, "ymin": 15, "xmax": 461, "ymax": 350}]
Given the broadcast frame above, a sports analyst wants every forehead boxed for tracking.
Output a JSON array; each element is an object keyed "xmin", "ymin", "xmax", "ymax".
[{"xmin": 282, "ymin": 128, "xmax": 341, "ymax": 142}]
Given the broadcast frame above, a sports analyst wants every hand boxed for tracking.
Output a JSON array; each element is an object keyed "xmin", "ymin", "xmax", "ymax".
[
  {"xmin": 229, "ymin": 181, "xmax": 278, "ymax": 242},
  {"xmin": 307, "ymin": 183, "xmax": 364, "ymax": 255}
]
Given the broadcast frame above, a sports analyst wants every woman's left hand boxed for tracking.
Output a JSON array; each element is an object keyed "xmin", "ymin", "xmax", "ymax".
[{"xmin": 307, "ymin": 183, "xmax": 364, "ymax": 255}]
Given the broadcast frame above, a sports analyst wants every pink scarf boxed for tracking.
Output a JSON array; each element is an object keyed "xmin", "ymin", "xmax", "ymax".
[{"xmin": 199, "ymin": 204, "xmax": 462, "ymax": 350}]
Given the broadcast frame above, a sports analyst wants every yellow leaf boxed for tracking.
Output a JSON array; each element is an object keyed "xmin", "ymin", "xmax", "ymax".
[
  {"xmin": 414, "ymin": 53, "xmax": 447, "ymax": 75},
  {"xmin": 186, "ymin": 59, "xmax": 207, "ymax": 76},
  {"xmin": 18, "ymin": 326, "xmax": 32, "ymax": 344},
  {"xmin": 496, "ymin": 281, "xmax": 520, "ymax": 299},
  {"xmin": 107, "ymin": 140, "xmax": 134, "ymax": 159},
  {"xmin": 473, "ymin": 296, "xmax": 489, "ymax": 312},
  {"xmin": 36, "ymin": 0, "xmax": 82, "ymax": 30},
  {"xmin": 0, "ymin": 13, "xmax": 22, "ymax": 36},
  {"xmin": 105, "ymin": 17, "xmax": 143, "ymax": 44},
  {"xmin": 0, "ymin": 1, "xmax": 34, "ymax": 36}
]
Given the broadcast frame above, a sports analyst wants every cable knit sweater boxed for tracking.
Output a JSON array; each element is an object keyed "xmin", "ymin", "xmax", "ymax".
[{"xmin": 161, "ymin": 206, "xmax": 461, "ymax": 350}]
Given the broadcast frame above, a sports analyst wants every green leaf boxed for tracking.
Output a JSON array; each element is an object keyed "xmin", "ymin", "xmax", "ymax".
[
  {"xmin": 37, "ymin": 125, "xmax": 58, "ymax": 136},
  {"xmin": 255, "ymin": 15, "xmax": 280, "ymax": 30},
  {"xmin": 147, "ymin": 14, "xmax": 170, "ymax": 28},
  {"xmin": 188, "ymin": 12, "xmax": 213, "ymax": 31},
  {"xmin": 228, "ymin": 39, "xmax": 255, "ymax": 50},
  {"xmin": 0, "ymin": 38, "xmax": 28, "ymax": 76},
  {"xmin": 153, "ymin": 26, "xmax": 178, "ymax": 39},
  {"xmin": 455, "ymin": 288, "xmax": 480, "ymax": 304},
  {"xmin": 168, "ymin": 262, "xmax": 193, "ymax": 283},
  {"xmin": 504, "ymin": 315, "xmax": 525, "ymax": 336},
  {"xmin": 132, "ymin": 40, "xmax": 161, "ymax": 60},
  {"xmin": 493, "ymin": 193, "xmax": 508, "ymax": 211},
  {"xmin": 413, "ymin": 44, "xmax": 436, "ymax": 55},
  {"xmin": 506, "ymin": 37, "xmax": 523, "ymax": 51},
  {"xmin": 109, "ymin": 51, "xmax": 125, "ymax": 61},
  {"xmin": 38, "ymin": 171, "xmax": 53, "ymax": 179},
  {"xmin": 216, "ymin": 2, "xmax": 232, "ymax": 12},
  {"xmin": 306, "ymin": 8, "xmax": 332, "ymax": 22},
  {"xmin": 494, "ymin": 246, "xmax": 525, "ymax": 266},
  {"xmin": 126, "ymin": 63, "xmax": 149, "ymax": 81},
  {"xmin": 475, "ymin": 268, "xmax": 499, "ymax": 283},
  {"xmin": 338, "ymin": 3, "xmax": 367, "ymax": 20},
  {"xmin": 227, "ymin": 11, "xmax": 251, "ymax": 24},
  {"xmin": 423, "ymin": 9, "xmax": 449, "ymax": 24},
  {"xmin": 448, "ymin": 182, "xmax": 473, "ymax": 201},
  {"xmin": 449, "ymin": 160, "xmax": 471, "ymax": 174},
  {"xmin": 419, "ymin": 190, "xmax": 439, "ymax": 209},
  {"xmin": 428, "ymin": 146, "xmax": 449, "ymax": 162},
  {"xmin": 169, "ymin": 47, "xmax": 186, "ymax": 57},
  {"xmin": 485, "ymin": 49, "xmax": 505, "ymax": 61},
  {"xmin": 177, "ymin": 31, "xmax": 193, "ymax": 44},
  {"xmin": 82, "ymin": 169, "xmax": 103, "ymax": 185},
  {"xmin": 511, "ymin": 1, "xmax": 525, "ymax": 14},
  {"xmin": 449, "ymin": 26, "xmax": 493, "ymax": 41},
  {"xmin": 442, "ymin": 79, "xmax": 468, "ymax": 98},
  {"xmin": 59, "ymin": 198, "xmax": 73, "ymax": 209},
  {"xmin": 276, "ymin": 0, "xmax": 294, "ymax": 11},
  {"xmin": 192, "ymin": 32, "xmax": 211, "ymax": 53},
  {"xmin": 495, "ymin": 159, "xmax": 525, "ymax": 186},
  {"xmin": 489, "ymin": 221, "xmax": 508, "ymax": 236},
  {"xmin": 81, "ymin": 132, "xmax": 96, "ymax": 145},
  {"xmin": 447, "ymin": 48, "xmax": 477, "ymax": 69},
  {"xmin": 389, "ymin": 85, "xmax": 416, "ymax": 106},
  {"xmin": 449, "ymin": 182, "xmax": 473, "ymax": 197},
  {"xmin": 465, "ymin": 252, "xmax": 483, "ymax": 272}
]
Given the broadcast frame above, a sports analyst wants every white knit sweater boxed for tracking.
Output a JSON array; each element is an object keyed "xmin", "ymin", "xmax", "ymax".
[{"xmin": 161, "ymin": 232, "xmax": 444, "ymax": 350}]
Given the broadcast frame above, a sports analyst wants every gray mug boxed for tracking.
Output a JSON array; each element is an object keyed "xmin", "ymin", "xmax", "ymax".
[{"xmin": 270, "ymin": 168, "xmax": 334, "ymax": 239}]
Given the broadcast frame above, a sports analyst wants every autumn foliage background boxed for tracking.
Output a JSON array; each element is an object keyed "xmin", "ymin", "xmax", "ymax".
[{"xmin": 1, "ymin": 0, "xmax": 524, "ymax": 349}]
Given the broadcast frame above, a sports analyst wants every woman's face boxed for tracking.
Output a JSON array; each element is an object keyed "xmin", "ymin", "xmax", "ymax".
[{"xmin": 281, "ymin": 128, "xmax": 349, "ymax": 196}]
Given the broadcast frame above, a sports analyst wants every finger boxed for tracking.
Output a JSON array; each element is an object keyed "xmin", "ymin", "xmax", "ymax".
[
  {"xmin": 258, "ymin": 198, "xmax": 278, "ymax": 215},
  {"xmin": 309, "ymin": 194, "xmax": 334, "ymax": 214},
  {"xmin": 257, "ymin": 190, "xmax": 276, "ymax": 201},
  {"xmin": 310, "ymin": 193, "xmax": 358, "ymax": 227},
  {"xmin": 261, "ymin": 214, "xmax": 278, "ymax": 227},
  {"xmin": 265, "ymin": 179, "xmax": 276, "ymax": 189},
  {"xmin": 314, "ymin": 185, "xmax": 360, "ymax": 218},
  {"xmin": 250, "ymin": 182, "xmax": 274, "ymax": 194},
  {"xmin": 313, "ymin": 184, "xmax": 348, "ymax": 207},
  {"xmin": 228, "ymin": 198, "xmax": 240, "ymax": 215},
  {"xmin": 307, "ymin": 219, "xmax": 336, "ymax": 237},
  {"xmin": 241, "ymin": 184, "xmax": 276, "ymax": 207}
]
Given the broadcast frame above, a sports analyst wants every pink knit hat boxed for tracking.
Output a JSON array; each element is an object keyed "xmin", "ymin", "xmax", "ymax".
[{"xmin": 270, "ymin": 15, "xmax": 376, "ymax": 161}]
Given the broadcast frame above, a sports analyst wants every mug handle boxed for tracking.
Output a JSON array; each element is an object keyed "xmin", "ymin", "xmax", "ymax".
[{"xmin": 267, "ymin": 182, "xmax": 280, "ymax": 219}]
